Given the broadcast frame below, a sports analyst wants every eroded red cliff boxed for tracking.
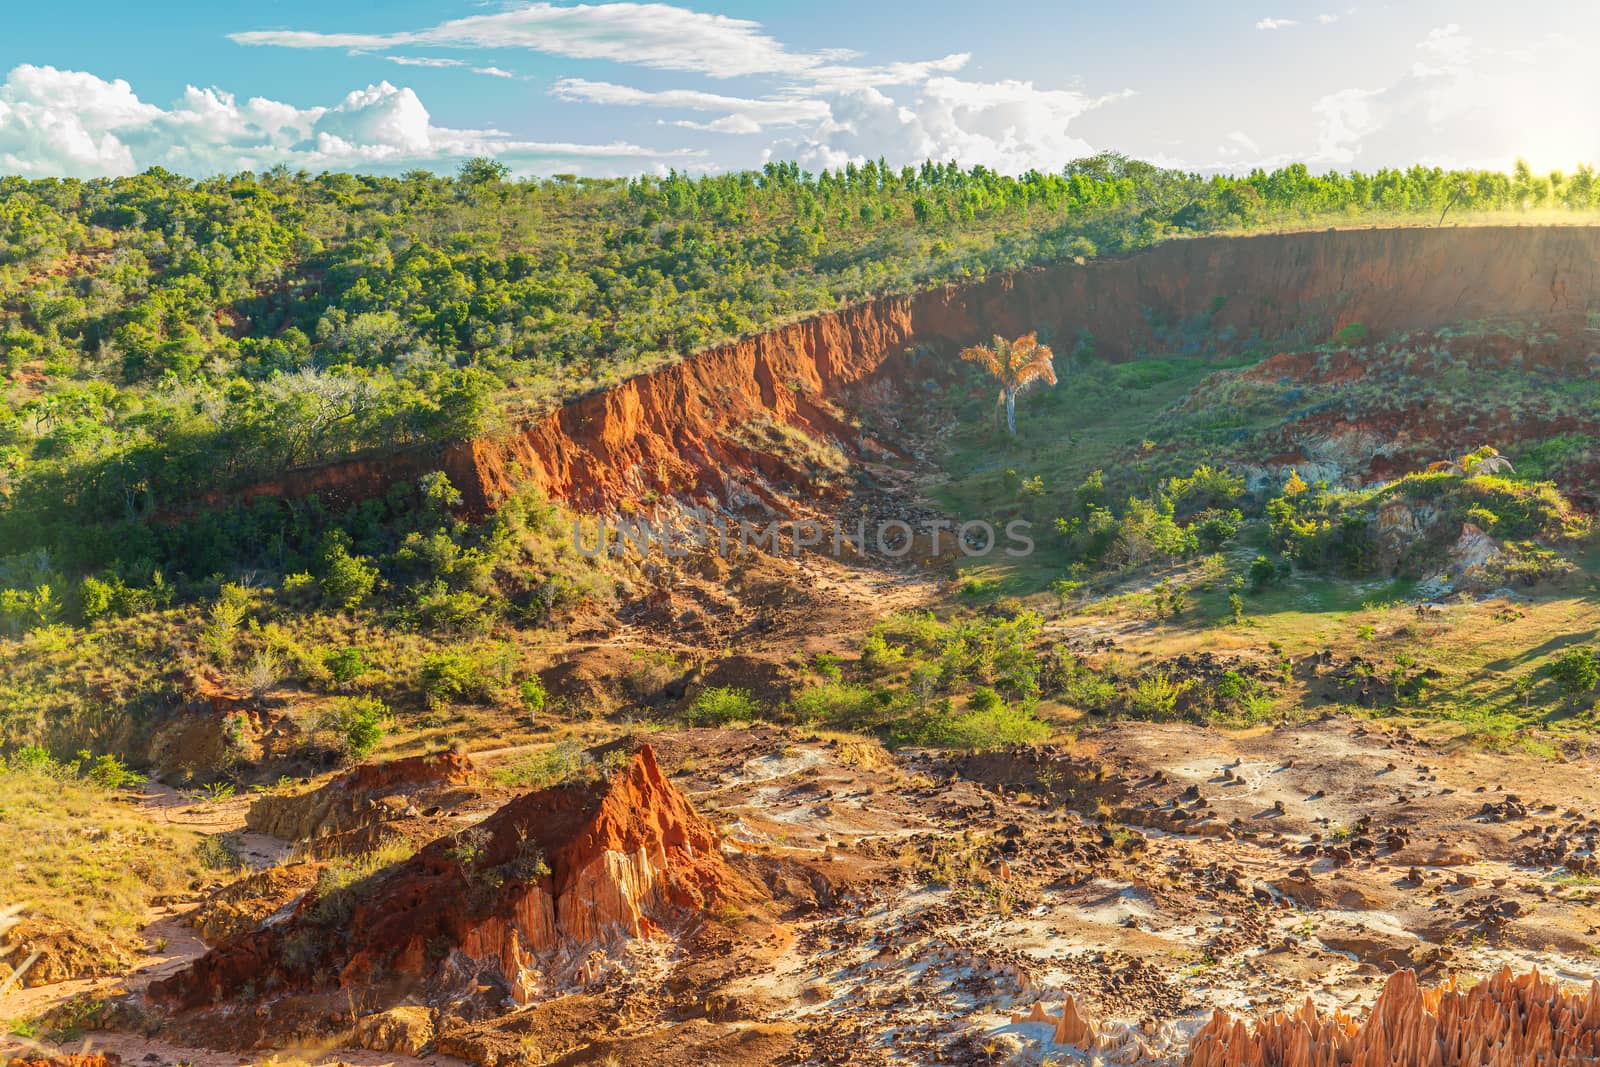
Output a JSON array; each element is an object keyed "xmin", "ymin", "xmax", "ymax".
[{"xmin": 217, "ymin": 226, "xmax": 1600, "ymax": 515}]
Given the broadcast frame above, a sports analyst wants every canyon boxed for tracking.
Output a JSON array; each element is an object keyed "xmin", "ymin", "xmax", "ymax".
[{"xmin": 213, "ymin": 226, "xmax": 1600, "ymax": 517}]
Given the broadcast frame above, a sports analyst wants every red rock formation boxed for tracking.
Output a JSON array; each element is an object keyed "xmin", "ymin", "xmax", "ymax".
[
  {"xmin": 204, "ymin": 226, "xmax": 1600, "ymax": 517},
  {"xmin": 150, "ymin": 744, "xmax": 758, "ymax": 1031},
  {"xmin": 245, "ymin": 750, "xmax": 477, "ymax": 843},
  {"xmin": 1185, "ymin": 967, "xmax": 1600, "ymax": 1066}
]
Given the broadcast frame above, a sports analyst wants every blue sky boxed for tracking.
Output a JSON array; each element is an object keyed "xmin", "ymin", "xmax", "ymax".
[{"xmin": 2, "ymin": 1, "xmax": 1596, "ymax": 179}]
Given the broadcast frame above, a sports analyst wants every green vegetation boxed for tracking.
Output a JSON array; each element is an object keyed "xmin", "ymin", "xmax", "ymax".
[
  {"xmin": 1548, "ymin": 649, "xmax": 1599, "ymax": 705},
  {"xmin": 2, "ymin": 156, "xmax": 1594, "ymax": 548},
  {"xmin": 684, "ymin": 686, "xmax": 761, "ymax": 726},
  {"xmin": 319, "ymin": 696, "xmax": 392, "ymax": 761},
  {"xmin": 0, "ymin": 154, "xmax": 1597, "ymax": 785},
  {"xmin": 786, "ymin": 609, "xmax": 1049, "ymax": 748},
  {"xmin": 0, "ymin": 473, "xmax": 613, "ymax": 766}
]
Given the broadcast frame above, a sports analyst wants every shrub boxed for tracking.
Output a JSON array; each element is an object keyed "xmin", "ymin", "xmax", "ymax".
[
  {"xmin": 324, "ymin": 646, "xmax": 369, "ymax": 686},
  {"xmin": 1334, "ymin": 322, "xmax": 1369, "ymax": 344},
  {"xmin": 1248, "ymin": 554, "xmax": 1282, "ymax": 591},
  {"xmin": 858, "ymin": 632, "xmax": 904, "ymax": 672},
  {"xmin": 83, "ymin": 751, "xmax": 145, "ymax": 790},
  {"xmin": 809, "ymin": 652, "xmax": 843, "ymax": 682},
  {"xmin": 201, "ymin": 584, "xmax": 252, "ymax": 665},
  {"xmin": 77, "ymin": 574, "xmax": 152, "ymax": 622},
  {"xmin": 792, "ymin": 682, "xmax": 880, "ymax": 728},
  {"xmin": 321, "ymin": 697, "xmax": 392, "ymax": 760},
  {"xmin": 968, "ymin": 685, "xmax": 1003, "ymax": 713},
  {"xmin": 319, "ymin": 541, "xmax": 378, "ymax": 611},
  {"xmin": 519, "ymin": 677, "xmax": 547, "ymax": 718},
  {"xmin": 684, "ymin": 686, "xmax": 759, "ymax": 726},
  {"xmin": 419, "ymin": 652, "xmax": 496, "ymax": 705},
  {"xmin": 620, "ymin": 649, "xmax": 686, "ymax": 701},
  {"xmin": 891, "ymin": 698, "xmax": 1047, "ymax": 749},
  {"xmin": 413, "ymin": 581, "xmax": 493, "ymax": 633},
  {"xmin": 1129, "ymin": 671, "xmax": 1189, "ymax": 719},
  {"xmin": 1548, "ymin": 649, "xmax": 1599, "ymax": 703},
  {"xmin": 6, "ymin": 744, "xmax": 57, "ymax": 774},
  {"xmin": 1051, "ymin": 577, "xmax": 1084, "ymax": 607},
  {"xmin": 1194, "ymin": 509, "xmax": 1244, "ymax": 550}
]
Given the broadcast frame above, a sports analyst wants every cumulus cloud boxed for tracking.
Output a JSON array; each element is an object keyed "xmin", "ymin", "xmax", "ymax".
[
  {"xmin": 0, "ymin": 64, "xmax": 698, "ymax": 178},
  {"xmin": 792, "ymin": 78, "xmax": 1130, "ymax": 174},
  {"xmin": 1255, "ymin": 17, "xmax": 1298, "ymax": 30}
]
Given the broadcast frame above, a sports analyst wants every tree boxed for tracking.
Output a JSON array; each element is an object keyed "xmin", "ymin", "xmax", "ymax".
[
  {"xmin": 958, "ymin": 332, "xmax": 1058, "ymax": 436},
  {"xmin": 458, "ymin": 157, "xmax": 510, "ymax": 185}
]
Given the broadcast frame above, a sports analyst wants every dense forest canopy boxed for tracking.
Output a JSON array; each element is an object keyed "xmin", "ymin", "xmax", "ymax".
[{"xmin": 0, "ymin": 153, "xmax": 1593, "ymax": 547}]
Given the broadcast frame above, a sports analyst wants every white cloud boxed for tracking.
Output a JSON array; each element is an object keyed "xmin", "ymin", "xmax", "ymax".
[
  {"xmin": 551, "ymin": 77, "xmax": 828, "ymax": 133},
  {"xmin": 1215, "ymin": 130, "xmax": 1261, "ymax": 158},
  {"xmin": 233, "ymin": 3, "xmax": 972, "ymax": 93},
  {"xmin": 231, "ymin": 6, "xmax": 1086, "ymax": 171},
  {"xmin": 803, "ymin": 53, "xmax": 973, "ymax": 92},
  {"xmin": 1309, "ymin": 26, "xmax": 1600, "ymax": 170},
  {"xmin": 793, "ymin": 78, "xmax": 1130, "ymax": 174},
  {"xmin": 383, "ymin": 55, "xmax": 463, "ymax": 68},
  {"xmin": 1255, "ymin": 17, "xmax": 1298, "ymax": 30},
  {"xmin": 1415, "ymin": 23, "xmax": 1470, "ymax": 68},
  {"xmin": 1317, "ymin": 13, "xmax": 1340, "ymax": 24},
  {"xmin": 230, "ymin": 2, "xmax": 831, "ymax": 79},
  {"xmin": 381, "ymin": 56, "xmax": 519, "ymax": 79},
  {"xmin": 0, "ymin": 64, "xmax": 698, "ymax": 179}
]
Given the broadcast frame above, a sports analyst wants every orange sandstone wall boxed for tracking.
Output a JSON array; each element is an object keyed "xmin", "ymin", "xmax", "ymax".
[{"xmin": 217, "ymin": 226, "xmax": 1600, "ymax": 515}]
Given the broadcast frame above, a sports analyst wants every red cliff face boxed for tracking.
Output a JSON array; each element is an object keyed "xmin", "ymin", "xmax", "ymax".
[
  {"xmin": 150, "ymin": 745, "xmax": 758, "ymax": 1034},
  {"xmin": 216, "ymin": 226, "xmax": 1600, "ymax": 516}
]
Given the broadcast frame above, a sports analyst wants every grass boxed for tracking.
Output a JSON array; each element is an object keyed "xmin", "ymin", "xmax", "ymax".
[{"xmin": 0, "ymin": 760, "xmax": 204, "ymax": 951}]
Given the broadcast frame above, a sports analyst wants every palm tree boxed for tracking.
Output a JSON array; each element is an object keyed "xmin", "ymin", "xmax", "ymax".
[{"xmin": 959, "ymin": 332, "xmax": 1058, "ymax": 437}]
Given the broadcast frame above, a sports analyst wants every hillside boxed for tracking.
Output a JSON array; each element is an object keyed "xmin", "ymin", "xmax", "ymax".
[{"xmin": 3, "ymin": 157, "xmax": 1598, "ymax": 541}]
